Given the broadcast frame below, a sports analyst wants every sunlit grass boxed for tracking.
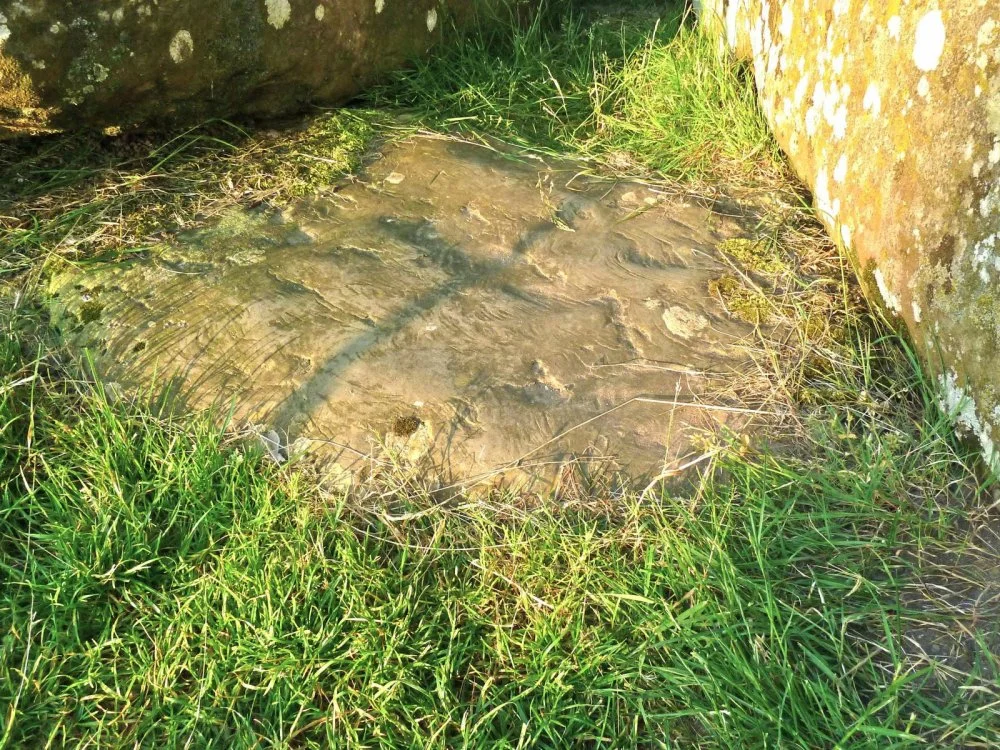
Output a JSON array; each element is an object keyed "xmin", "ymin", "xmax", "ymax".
[
  {"xmin": 371, "ymin": 1, "xmax": 786, "ymax": 184},
  {"xmin": 2, "ymin": 1, "xmax": 999, "ymax": 746},
  {"xmin": 1, "ymin": 313, "xmax": 998, "ymax": 747}
]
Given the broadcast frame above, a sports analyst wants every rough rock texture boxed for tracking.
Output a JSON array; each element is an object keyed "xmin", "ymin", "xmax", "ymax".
[
  {"xmin": 0, "ymin": 0, "xmax": 499, "ymax": 136},
  {"xmin": 698, "ymin": 0, "xmax": 1000, "ymax": 468},
  {"xmin": 48, "ymin": 135, "xmax": 762, "ymax": 488}
]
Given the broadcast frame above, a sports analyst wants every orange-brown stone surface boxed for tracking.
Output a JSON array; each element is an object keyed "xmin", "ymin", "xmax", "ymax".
[{"xmin": 699, "ymin": 0, "xmax": 1000, "ymax": 467}]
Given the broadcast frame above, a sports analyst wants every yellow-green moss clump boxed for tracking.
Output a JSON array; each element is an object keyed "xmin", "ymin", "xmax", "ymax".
[
  {"xmin": 718, "ymin": 237, "xmax": 788, "ymax": 276},
  {"xmin": 0, "ymin": 54, "xmax": 39, "ymax": 111},
  {"xmin": 708, "ymin": 275, "xmax": 774, "ymax": 325},
  {"xmin": 0, "ymin": 53, "xmax": 51, "ymax": 136}
]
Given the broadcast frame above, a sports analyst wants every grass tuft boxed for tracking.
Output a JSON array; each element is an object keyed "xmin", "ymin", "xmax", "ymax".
[
  {"xmin": 371, "ymin": 2, "xmax": 787, "ymax": 185},
  {"xmin": 0, "ymin": 111, "xmax": 377, "ymax": 279},
  {"xmin": 2, "ymin": 318, "xmax": 998, "ymax": 747}
]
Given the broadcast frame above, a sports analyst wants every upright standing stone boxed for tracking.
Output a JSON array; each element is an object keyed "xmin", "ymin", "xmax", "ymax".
[{"xmin": 698, "ymin": 0, "xmax": 1000, "ymax": 468}]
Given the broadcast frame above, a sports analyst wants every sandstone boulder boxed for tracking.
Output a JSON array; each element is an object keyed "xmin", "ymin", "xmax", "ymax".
[
  {"xmin": 698, "ymin": 0, "xmax": 1000, "ymax": 467},
  {"xmin": 0, "ymin": 0, "xmax": 499, "ymax": 137},
  {"xmin": 47, "ymin": 135, "xmax": 760, "ymax": 487}
]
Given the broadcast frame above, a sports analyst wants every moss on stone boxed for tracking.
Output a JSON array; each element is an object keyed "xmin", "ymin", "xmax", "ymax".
[
  {"xmin": 265, "ymin": 113, "xmax": 376, "ymax": 197},
  {"xmin": 708, "ymin": 274, "xmax": 774, "ymax": 325},
  {"xmin": 718, "ymin": 237, "xmax": 788, "ymax": 275},
  {"xmin": 78, "ymin": 299, "xmax": 105, "ymax": 324},
  {"xmin": 0, "ymin": 53, "xmax": 40, "ymax": 117}
]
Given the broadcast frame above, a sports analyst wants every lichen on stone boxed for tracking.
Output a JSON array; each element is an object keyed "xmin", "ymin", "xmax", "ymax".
[
  {"xmin": 695, "ymin": 0, "xmax": 1000, "ymax": 472},
  {"xmin": 169, "ymin": 30, "xmax": 194, "ymax": 64},
  {"xmin": 265, "ymin": 0, "xmax": 293, "ymax": 29},
  {"xmin": 938, "ymin": 369, "xmax": 999, "ymax": 470},
  {"xmin": 0, "ymin": 0, "xmax": 503, "ymax": 138}
]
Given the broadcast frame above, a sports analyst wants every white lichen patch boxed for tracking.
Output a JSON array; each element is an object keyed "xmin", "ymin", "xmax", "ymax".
[
  {"xmin": 315, "ymin": 4, "xmax": 325, "ymax": 20},
  {"xmin": 375, "ymin": 0, "xmax": 386, "ymax": 14},
  {"xmin": 5, "ymin": 1, "xmax": 33, "ymax": 18},
  {"xmin": 833, "ymin": 154, "xmax": 848, "ymax": 183},
  {"xmin": 979, "ymin": 182, "xmax": 1000, "ymax": 219},
  {"xmin": 788, "ymin": 130, "xmax": 800, "ymax": 155},
  {"xmin": 0, "ymin": 13, "xmax": 9, "ymax": 46},
  {"xmin": 862, "ymin": 82, "xmax": 881, "ymax": 116},
  {"xmin": 917, "ymin": 75, "xmax": 930, "ymax": 98},
  {"xmin": 426, "ymin": 8, "xmax": 437, "ymax": 32},
  {"xmin": 265, "ymin": 0, "xmax": 292, "ymax": 29},
  {"xmin": 831, "ymin": 103, "xmax": 848, "ymax": 140},
  {"xmin": 814, "ymin": 167, "xmax": 839, "ymax": 221},
  {"xmin": 661, "ymin": 306, "xmax": 709, "ymax": 339},
  {"xmin": 779, "ymin": 5, "xmax": 793, "ymax": 37},
  {"xmin": 971, "ymin": 232, "xmax": 1000, "ymax": 283},
  {"xmin": 887, "ymin": 15, "xmax": 901, "ymax": 40},
  {"xmin": 938, "ymin": 370, "xmax": 999, "ymax": 470},
  {"xmin": 859, "ymin": 1, "xmax": 874, "ymax": 25},
  {"xmin": 874, "ymin": 267, "xmax": 902, "ymax": 313},
  {"xmin": 169, "ymin": 29, "xmax": 194, "ymax": 64},
  {"xmin": 913, "ymin": 10, "xmax": 946, "ymax": 71},
  {"xmin": 793, "ymin": 73, "xmax": 809, "ymax": 107},
  {"xmin": 805, "ymin": 107, "xmax": 820, "ymax": 137},
  {"xmin": 808, "ymin": 80, "xmax": 851, "ymax": 141},
  {"xmin": 978, "ymin": 18, "xmax": 997, "ymax": 49},
  {"xmin": 911, "ymin": 300, "xmax": 922, "ymax": 322}
]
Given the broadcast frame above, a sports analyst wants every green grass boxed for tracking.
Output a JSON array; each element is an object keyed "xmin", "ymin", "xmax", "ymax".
[
  {"xmin": 2, "ymin": 318, "xmax": 998, "ymax": 748},
  {"xmin": 0, "ymin": 2, "xmax": 787, "ymax": 283},
  {"xmin": 370, "ymin": 1, "xmax": 786, "ymax": 184},
  {"xmin": 2, "ymin": 0, "xmax": 1000, "ymax": 746},
  {"xmin": 0, "ymin": 110, "xmax": 378, "ymax": 279}
]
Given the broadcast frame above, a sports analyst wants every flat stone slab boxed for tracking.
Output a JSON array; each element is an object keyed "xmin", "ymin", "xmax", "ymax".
[{"xmin": 51, "ymin": 135, "xmax": 759, "ymax": 486}]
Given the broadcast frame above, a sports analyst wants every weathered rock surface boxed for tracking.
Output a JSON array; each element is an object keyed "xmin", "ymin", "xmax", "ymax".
[
  {"xmin": 49, "ymin": 135, "xmax": 763, "ymax": 488},
  {"xmin": 0, "ymin": 0, "xmax": 496, "ymax": 137},
  {"xmin": 698, "ymin": 0, "xmax": 1000, "ymax": 467}
]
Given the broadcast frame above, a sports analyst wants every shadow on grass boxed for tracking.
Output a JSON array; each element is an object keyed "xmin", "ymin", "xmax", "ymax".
[{"xmin": 0, "ymin": 110, "xmax": 379, "ymax": 278}]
